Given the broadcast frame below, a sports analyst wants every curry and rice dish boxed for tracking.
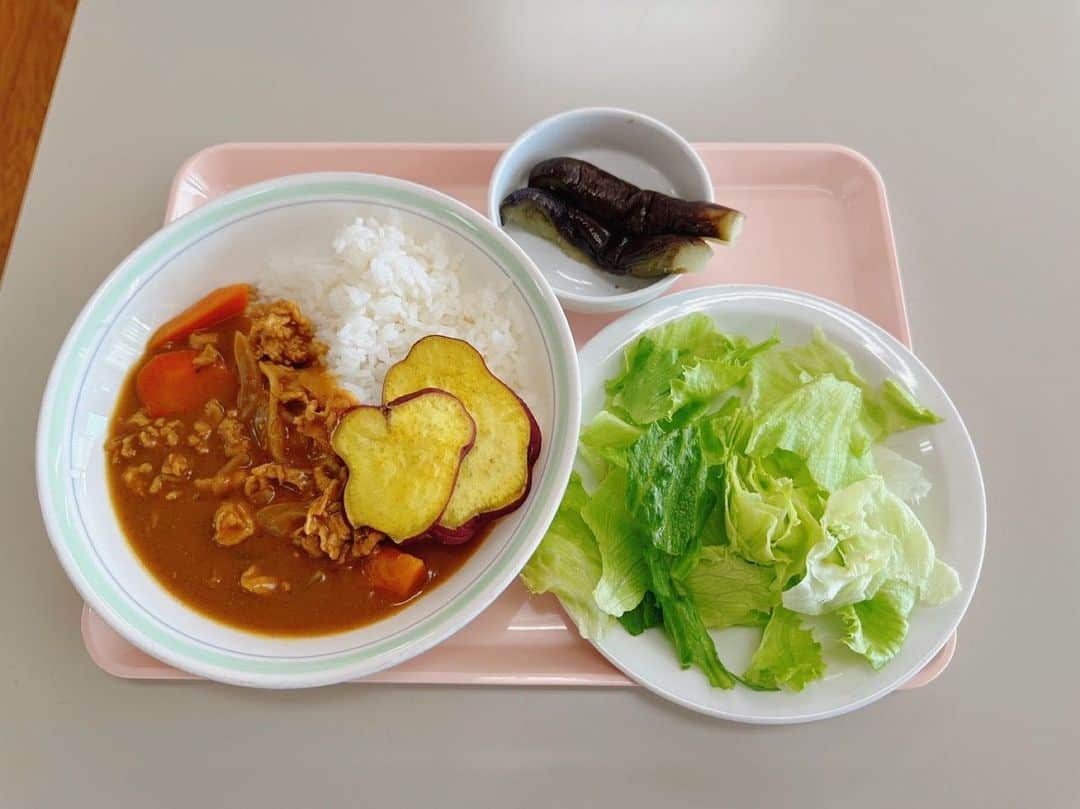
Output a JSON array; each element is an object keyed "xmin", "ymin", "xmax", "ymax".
[{"xmin": 106, "ymin": 222, "xmax": 539, "ymax": 635}]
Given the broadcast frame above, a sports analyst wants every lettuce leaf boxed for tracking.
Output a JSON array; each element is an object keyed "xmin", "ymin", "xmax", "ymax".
[
  {"xmin": 697, "ymin": 397, "xmax": 744, "ymax": 466},
  {"xmin": 581, "ymin": 469, "xmax": 650, "ymax": 617},
  {"xmin": 625, "ymin": 423, "xmax": 715, "ymax": 565},
  {"xmin": 606, "ymin": 335, "xmax": 684, "ymax": 423},
  {"xmin": 700, "ymin": 498, "xmax": 729, "ymax": 546},
  {"xmin": 670, "ymin": 332, "xmax": 778, "ymax": 419},
  {"xmin": 869, "ymin": 380, "xmax": 942, "ymax": 439},
  {"xmin": 670, "ymin": 358, "xmax": 750, "ymax": 415},
  {"xmin": 683, "ymin": 546, "xmax": 777, "ymax": 629},
  {"xmin": 605, "ymin": 314, "xmax": 775, "ymax": 425},
  {"xmin": 723, "ymin": 455, "xmax": 799, "ymax": 566},
  {"xmin": 772, "ymin": 496, "xmax": 824, "ymax": 591},
  {"xmin": 781, "ymin": 477, "xmax": 935, "ymax": 615},
  {"xmin": 748, "ymin": 328, "xmax": 940, "ymax": 443},
  {"xmin": 580, "ymin": 410, "xmax": 642, "ymax": 473},
  {"xmin": 658, "ymin": 594, "xmax": 738, "ymax": 688},
  {"xmin": 743, "ymin": 606, "xmax": 825, "ymax": 691},
  {"xmin": 520, "ymin": 475, "xmax": 612, "ymax": 639},
  {"xmin": 647, "ymin": 548, "xmax": 737, "ymax": 688},
  {"xmin": 648, "ymin": 312, "xmax": 734, "ymax": 357},
  {"xmin": 746, "ymin": 375, "xmax": 873, "ymax": 492},
  {"xmin": 748, "ymin": 328, "xmax": 865, "ymax": 414},
  {"xmin": 922, "ymin": 560, "xmax": 962, "ymax": 605},
  {"xmin": 837, "ymin": 580, "xmax": 917, "ymax": 669},
  {"xmin": 618, "ymin": 591, "xmax": 662, "ymax": 636},
  {"xmin": 872, "ymin": 445, "xmax": 932, "ymax": 503}
]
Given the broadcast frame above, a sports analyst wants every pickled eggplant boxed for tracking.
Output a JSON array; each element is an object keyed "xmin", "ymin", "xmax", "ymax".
[
  {"xmin": 499, "ymin": 188, "xmax": 712, "ymax": 278},
  {"xmin": 528, "ymin": 157, "xmax": 744, "ymax": 244}
]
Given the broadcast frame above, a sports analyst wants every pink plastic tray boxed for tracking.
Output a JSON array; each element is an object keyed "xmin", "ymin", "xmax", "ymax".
[{"xmin": 82, "ymin": 142, "xmax": 956, "ymax": 688}]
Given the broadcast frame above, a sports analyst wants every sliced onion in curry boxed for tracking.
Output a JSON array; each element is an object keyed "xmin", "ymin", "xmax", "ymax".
[
  {"xmin": 255, "ymin": 501, "xmax": 309, "ymax": 537},
  {"xmin": 259, "ymin": 361, "xmax": 289, "ymax": 462},
  {"xmin": 233, "ymin": 331, "xmax": 263, "ymax": 420}
]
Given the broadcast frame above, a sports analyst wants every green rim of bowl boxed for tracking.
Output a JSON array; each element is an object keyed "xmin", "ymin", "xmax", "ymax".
[{"xmin": 37, "ymin": 174, "xmax": 577, "ymax": 684}]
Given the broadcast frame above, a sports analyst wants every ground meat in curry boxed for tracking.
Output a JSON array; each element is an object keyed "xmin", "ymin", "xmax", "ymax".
[{"xmin": 106, "ymin": 293, "xmax": 484, "ymax": 635}]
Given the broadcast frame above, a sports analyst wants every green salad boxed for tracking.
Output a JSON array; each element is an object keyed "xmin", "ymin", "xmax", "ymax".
[{"xmin": 522, "ymin": 314, "xmax": 960, "ymax": 691}]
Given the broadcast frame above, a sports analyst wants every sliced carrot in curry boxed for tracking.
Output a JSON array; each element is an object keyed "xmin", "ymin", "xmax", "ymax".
[
  {"xmin": 136, "ymin": 350, "xmax": 237, "ymax": 416},
  {"xmin": 364, "ymin": 545, "xmax": 428, "ymax": 600},
  {"xmin": 148, "ymin": 284, "xmax": 250, "ymax": 349}
]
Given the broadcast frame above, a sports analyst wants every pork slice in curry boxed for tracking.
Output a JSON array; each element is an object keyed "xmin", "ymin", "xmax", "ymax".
[{"xmin": 106, "ymin": 287, "xmax": 484, "ymax": 635}]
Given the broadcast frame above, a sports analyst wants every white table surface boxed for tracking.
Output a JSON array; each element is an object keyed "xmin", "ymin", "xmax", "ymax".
[{"xmin": 3, "ymin": 1, "xmax": 1075, "ymax": 806}]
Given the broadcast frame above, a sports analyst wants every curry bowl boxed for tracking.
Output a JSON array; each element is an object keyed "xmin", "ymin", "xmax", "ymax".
[{"xmin": 37, "ymin": 173, "xmax": 580, "ymax": 688}]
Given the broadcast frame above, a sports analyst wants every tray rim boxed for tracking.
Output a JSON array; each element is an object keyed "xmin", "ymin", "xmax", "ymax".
[
  {"xmin": 83, "ymin": 140, "xmax": 953, "ymax": 690},
  {"xmin": 165, "ymin": 141, "xmax": 910, "ymax": 346}
]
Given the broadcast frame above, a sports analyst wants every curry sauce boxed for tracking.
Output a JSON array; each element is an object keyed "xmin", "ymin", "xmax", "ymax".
[{"xmin": 106, "ymin": 296, "xmax": 484, "ymax": 635}]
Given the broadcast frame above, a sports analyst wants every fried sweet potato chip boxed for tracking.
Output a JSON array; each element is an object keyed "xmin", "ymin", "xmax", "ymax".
[
  {"xmin": 332, "ymin": 389, "xmax": 475, "ymax": 542},
  {"xmin": 383, "ymin": 336, "xmax": 540, "ymax": 530}
]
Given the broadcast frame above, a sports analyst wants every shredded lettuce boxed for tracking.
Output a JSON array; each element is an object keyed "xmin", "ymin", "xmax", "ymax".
[{"xmin": 523, "ymin": 316, "xmax": 959, "ymax": 691}]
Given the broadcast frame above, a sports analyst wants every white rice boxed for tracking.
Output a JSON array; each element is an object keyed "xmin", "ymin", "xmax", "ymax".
[{"xmin": 257, "ymin": 216, "xmax": 522, "ymax": 403}]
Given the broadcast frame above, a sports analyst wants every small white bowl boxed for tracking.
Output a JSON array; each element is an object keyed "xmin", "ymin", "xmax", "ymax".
[
  {"xmin": 488, "ymin": 107, "xmax": 714, "ymax": 315},
  {"xmin": 37, "ymin": 172, "xmax": 581, "ymax": 688}
]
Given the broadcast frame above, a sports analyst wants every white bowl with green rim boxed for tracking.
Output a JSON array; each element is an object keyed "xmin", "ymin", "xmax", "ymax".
[{"xmin": 36, "ymin": 172, "xmax": 580, "ymax": 688}]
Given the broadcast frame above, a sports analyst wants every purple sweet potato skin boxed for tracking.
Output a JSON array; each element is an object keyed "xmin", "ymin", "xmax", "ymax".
[{"xmin": 430, "ymin": 394, "xmax": 541, "ymax": 544}]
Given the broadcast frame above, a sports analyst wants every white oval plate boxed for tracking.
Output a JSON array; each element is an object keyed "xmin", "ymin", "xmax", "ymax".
[{"xmin": 577, "ymin": 285, "xmax": 985, "ymax": 723}]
